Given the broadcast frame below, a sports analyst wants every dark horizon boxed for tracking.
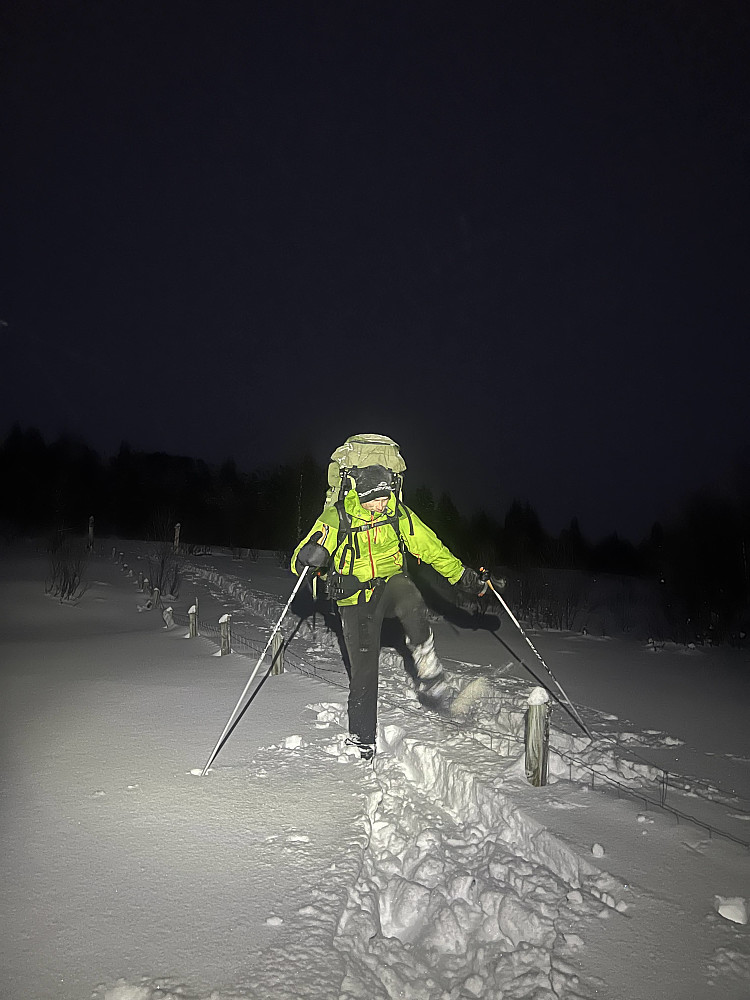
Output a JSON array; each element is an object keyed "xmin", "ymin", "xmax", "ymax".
[{"xmin": 2, "ymin": 419, "xmax": 748, "ymax": 556}]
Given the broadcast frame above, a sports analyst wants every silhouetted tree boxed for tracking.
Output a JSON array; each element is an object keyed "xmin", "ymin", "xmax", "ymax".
[
  {"xmin": 503, "ymin": 500, "xmax": 548, "ymax": 568},
  {"xmin": 554, "ymin": 517, "xmax": 590, "ymax": 570},
  {"xmin": 434, "ymin": 491, "xmax": 463, "ymax": 553},
  {"xmin": 410, "ymin": 485, "xmax": 436, "ymax": 523},
  {"xmin": 591, "ymin": 533, "xmax": 642, "ymax": 576},
  {"xmin": 0, "ymin": 425, "xmax": 52, "ymax": 529},
  {"xmin": 467, "ymin": 509, "xmax": 501, "ymax": 569},
  {"xmin": 662, "ymin": 490, "xmax": 746, "ymax": 642}
]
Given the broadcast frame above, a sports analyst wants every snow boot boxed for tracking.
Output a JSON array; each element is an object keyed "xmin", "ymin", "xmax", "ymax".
[
  {"xmin": 344, "ymin": 735, "xmax": 376, "ymax": 762},
  {"xmin": 408, "ymin": 631, "xmax": 454, "ymax": 712}
]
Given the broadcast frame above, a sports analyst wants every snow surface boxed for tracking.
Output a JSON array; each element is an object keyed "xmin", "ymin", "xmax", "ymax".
[{"xmin": 1, "ymin": 542, "xmax": 749, "ymax": 1000}]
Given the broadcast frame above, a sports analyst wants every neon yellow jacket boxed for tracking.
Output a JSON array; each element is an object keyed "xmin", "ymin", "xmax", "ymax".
[{"xmin": 291, "ymin": 490, "xmax": 464, "ymax": 606}]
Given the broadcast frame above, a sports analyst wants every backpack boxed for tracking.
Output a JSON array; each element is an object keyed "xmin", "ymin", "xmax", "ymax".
[{"xmin": 324, "ymin": 432, "xmax": 407, "ymax": 507}]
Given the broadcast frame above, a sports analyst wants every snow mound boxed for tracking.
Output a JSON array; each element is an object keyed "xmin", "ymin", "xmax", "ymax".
[
  {"xmin": 714, "ymin": 896, "xmax": 748, "ymax": 925},
  {"xmin": 330, "ymin": 697, "xmax": 628, "ymax": 998}
]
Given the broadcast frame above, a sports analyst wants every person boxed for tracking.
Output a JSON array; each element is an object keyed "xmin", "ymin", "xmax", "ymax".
[{"xmin": 291, "ymin": 462, "xmax": 488, "ymax": 761}]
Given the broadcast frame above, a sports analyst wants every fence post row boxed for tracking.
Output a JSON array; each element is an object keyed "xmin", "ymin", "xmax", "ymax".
[{"xmin": 525, "ymin": 686, "xmax": 550, "ymax": 787}]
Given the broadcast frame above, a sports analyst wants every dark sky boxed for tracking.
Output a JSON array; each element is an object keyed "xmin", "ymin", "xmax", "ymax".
[{"xmin": 2, "ymin": 0, "xmax": 748, "ymax": 541}]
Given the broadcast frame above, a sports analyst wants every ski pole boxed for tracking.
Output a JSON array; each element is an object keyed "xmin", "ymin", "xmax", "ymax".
[
  {"xmin": 486, "ymin": 578, "xmax": 594, "ymax": 741},
  {"xmin": 201, "ymin": 566, "xmax": 310, "ymax": 776}
]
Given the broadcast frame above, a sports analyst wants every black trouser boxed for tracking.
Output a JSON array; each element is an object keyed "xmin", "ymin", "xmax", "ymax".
[{"xmin": 338, "ymin": 573, "xmax": 431, "ymax": 745}]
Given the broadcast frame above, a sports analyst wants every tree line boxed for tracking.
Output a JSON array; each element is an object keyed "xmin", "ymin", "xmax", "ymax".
[{"xmin": 2, "ymin": 425, "xmax": 749, "ymax": 642}]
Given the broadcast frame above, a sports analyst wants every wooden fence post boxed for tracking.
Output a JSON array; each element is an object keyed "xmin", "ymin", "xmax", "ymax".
[
  {"xmin": 525, "ymin": 686, "xmax": 550, "ymax": 787},
  {"xmin": 188, "ymin": 604, "xmax": 199, "ymax": 637},
  {"xmin": 173, "ymin": 522, "xmax": 181, "ymax": 553},
  {"xmin": 88, "ymin": 516, "xmax": 94, "ymax": 551},
  {"xmin": 271, "ymin": 632, "xmax": 284, "ymax": 675},
  {"xmin": 151, "ymin": 587, "xmax": 161, "ymax": 609},
  {"xmin": 219, "ymin": 613, "xmax": 231, "ymax": 655}
]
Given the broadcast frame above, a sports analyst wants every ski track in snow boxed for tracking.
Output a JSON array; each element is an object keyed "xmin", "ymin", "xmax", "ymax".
[
  {"xmin": 94, "ymin": 653, "xmax": 626, "ymax": 999},
  {"xmin": 9, "ymin": 549, "xmax": 747, "ymax": 1000},
  {"xmin": 106, "ymin": 555, "xmax": 747, "ymax": 1000}
]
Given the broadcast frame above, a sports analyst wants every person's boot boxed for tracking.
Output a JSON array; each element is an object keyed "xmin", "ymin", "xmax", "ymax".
[
  {"xmin": 344, "ymin": 735, "xmax": 375, "ymax": 762},
  {"xmin": 408, "ymin": 631, "xmax": 453, "ymax": 709}
]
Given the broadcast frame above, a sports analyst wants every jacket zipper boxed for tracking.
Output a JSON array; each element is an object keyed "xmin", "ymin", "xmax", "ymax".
[{"xmin": 366, "ymin": 513, "xmax": 376, "ymax": 577}]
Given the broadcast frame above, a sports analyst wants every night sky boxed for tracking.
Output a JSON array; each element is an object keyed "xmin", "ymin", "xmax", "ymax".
[{"xmin": 2, "ymin": 0, "xmax": 748, "ymax": 541}]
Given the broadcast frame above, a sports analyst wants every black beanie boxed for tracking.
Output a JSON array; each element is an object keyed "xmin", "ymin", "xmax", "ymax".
[{"xmin": 354, "ymin": 465, "xmax": 394, "ymax": 502}]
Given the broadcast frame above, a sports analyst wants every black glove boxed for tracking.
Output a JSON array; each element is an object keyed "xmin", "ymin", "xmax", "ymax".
[
  {"xmin": 482, "ymin": 568, "xmax": 507, "ymax": 594},
  {"xmin": 455, "ymin": 566, "xmax": 484, "ymax": 597},
  {"xmin": 455, "ymin": 566, "xmax": 507, "ymax": 597},
  {"xmin": 295, "ymin": 538, "xmax": 330, "ymax": 574}
]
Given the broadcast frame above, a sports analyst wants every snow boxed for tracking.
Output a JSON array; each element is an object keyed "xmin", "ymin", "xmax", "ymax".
[
  {"xmin": 528, "ymin": 686, "xmax": 550, "ymax": 706},
  {"xmin": 715, "ymin": 897, "xmax": 749, "ymax": 926},
  {"xmin": 1, "ymin": 542, "xmax": 749, "ymax": 1000}
]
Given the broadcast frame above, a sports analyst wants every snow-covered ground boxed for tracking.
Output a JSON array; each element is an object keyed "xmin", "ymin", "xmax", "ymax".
[{"xmin": 1, "ymin": 541, "xmax": 748, "ymax": 1000}]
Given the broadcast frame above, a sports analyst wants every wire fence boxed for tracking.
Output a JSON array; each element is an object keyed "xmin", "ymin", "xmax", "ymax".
[{"xmin": 116, "ymin": 550, "xmax": 750, "ymax": 850}]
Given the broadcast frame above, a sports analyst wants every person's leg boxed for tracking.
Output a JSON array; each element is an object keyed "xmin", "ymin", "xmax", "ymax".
[
  {"xmin": 382, "ymin": 575, "xmax": 449, "ymax": 694},
  {"xmin": 381, "ymin": 573, "xmax": 430, "ymax": 646},
  {"xmin": 338, "ymin": 594, "xmax": 386, "ymax": 748}
]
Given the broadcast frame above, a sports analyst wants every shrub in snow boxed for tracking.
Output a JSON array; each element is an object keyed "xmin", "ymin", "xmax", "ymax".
[
  {"xmin": 45, "ymin": 532, "xmax": 88, "ymax": 602},
  {"xmin": 146, "ymin": 514, "xmax": 182, "ymax": 598}
]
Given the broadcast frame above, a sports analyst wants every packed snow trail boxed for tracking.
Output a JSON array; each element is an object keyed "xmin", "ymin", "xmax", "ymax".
[{"xmin": 3, "ymin": 545, "xmax": 748, "ymax": 1000}]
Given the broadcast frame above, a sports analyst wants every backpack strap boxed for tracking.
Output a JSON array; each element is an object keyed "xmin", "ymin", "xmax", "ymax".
[
  {"xmin": 395, "ymin": 499, "xmax": 414, "ymax": 537},
  {"xmin": 331, "ymin": 484, "xmax": 414, "ymax": 581},
  {"xmin": 333, "ymin": 498, "xmax": 357, "ymax": 574}
]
